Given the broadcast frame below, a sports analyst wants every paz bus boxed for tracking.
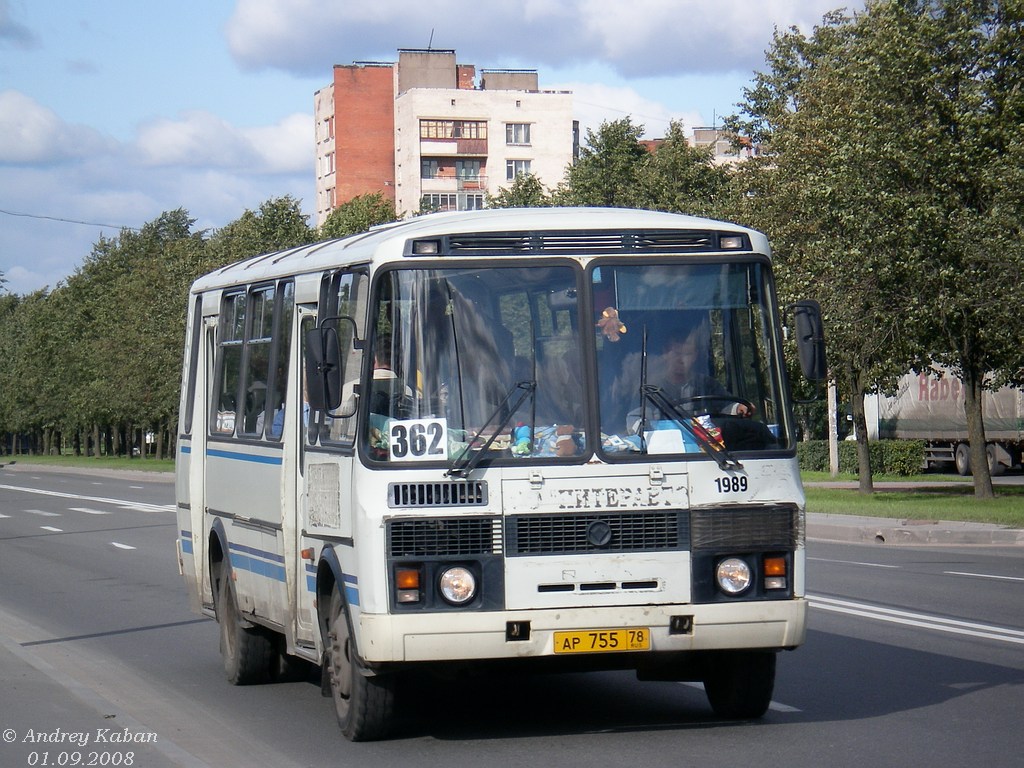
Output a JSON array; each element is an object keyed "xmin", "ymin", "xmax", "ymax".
[{"xmin": 175, "ymin": 207, "xmax": 826, "ymax": 740}]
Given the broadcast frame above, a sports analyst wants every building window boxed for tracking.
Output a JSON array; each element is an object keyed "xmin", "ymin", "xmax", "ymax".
[
  {"xmin": 421, "ymin": 159, "xmax": 440, "ymax": 179},
  {"xmin": 421, "ymin": 193, "xmax": 458, "ymax": 212},
  {"xmin": 420, "ymin": 119, "xmax": 488, "ymax": 140},
  {"xmin": 421, "ymin": 193, "xmax": 485, "ymax": 212},
  {"xmin": 506, "ymin": 159, "xmax": 531, "ymax": 181},
  {"xmin": 456, "ymin": 159, "xmax": 481, "ymax": 179},
  {"xmin": 506, "ymin": 123, "xmax": 531, "ymax": 145}
]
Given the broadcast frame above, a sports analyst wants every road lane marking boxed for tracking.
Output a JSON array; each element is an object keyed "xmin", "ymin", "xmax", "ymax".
[
  {"xmin": 40, "ymin": 525, "xmax": 63, "ymax": 532},
  {"xmin": 70, "ymin": 507, "xmax": 111, "ymax": 515},
  {"xmin": 0, "ymin": 483, "xmax": 170, "ymax": 513},
  {"xmin": 110, "ymin": 542, "xmax": 136, "ymax": 550},
  {"xmin": 809, "ymin": 594, "xmax": 1024, "ymax": 645},
  {"xmin": 26, "ymin": 509, "xmax": 60, "ymax": 517},
  {"xmin": 943, "ymin": 571, "xmax": 1024, "ymax": 583},
  {"xmin": 808, "ymin": 557, "xmax": 900, "ymax": 569}
]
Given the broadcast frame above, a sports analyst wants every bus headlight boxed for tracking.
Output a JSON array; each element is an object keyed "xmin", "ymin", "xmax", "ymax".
[
  {"xmin": 438, "ymin": 566, "xmax": 477, "ymax": 605},
  {"xmin": 716, "ymin": 557, "xmax": 752, "ymax": 595}
]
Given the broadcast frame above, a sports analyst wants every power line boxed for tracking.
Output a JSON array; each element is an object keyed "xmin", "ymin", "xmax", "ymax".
[{"xmin": 0, "ymin": 207, "xmax": 138, "ymax": 231}]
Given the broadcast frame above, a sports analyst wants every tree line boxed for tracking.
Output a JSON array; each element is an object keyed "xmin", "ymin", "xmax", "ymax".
[{"xmin": 1, "ymin": 0, "xmax": 1021, "ymax": 498}]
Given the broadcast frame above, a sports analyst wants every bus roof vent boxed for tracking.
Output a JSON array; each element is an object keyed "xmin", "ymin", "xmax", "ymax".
[{"xmin": 411, "ymin": 229, "xmax": 749, "ymax": 257}]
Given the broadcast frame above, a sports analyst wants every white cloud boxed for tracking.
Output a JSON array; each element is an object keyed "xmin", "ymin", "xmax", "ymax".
[
  {"xmin": 134, "ymin": 109, "xmax": 312, "ymax": 175},
  {"xmin": 245, "ymin": 112, "xmax": 314, "ymax": 174},
  {"xmin": 561, "ymin": 81, "xmax": 705, "ymax": 140},
  {"xmin": 0, "ymin": 89, "xmax": 112, "ymax": 163},
  {"xmin": 0, "ymin": 0, "xmax": 37, "ymax": 49},
  {"xmin": 0, "ymin": 93, "xmax": 314, "ymax": 296},
  {"xmin": 224, "ymin": 0, "xmax": 853, "ymax": 78}
]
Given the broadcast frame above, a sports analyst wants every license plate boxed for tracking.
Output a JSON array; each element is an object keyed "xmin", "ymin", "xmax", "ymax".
[{"xmin": 553, "ymin": 627, "xmax": 651, "ymax": 654}]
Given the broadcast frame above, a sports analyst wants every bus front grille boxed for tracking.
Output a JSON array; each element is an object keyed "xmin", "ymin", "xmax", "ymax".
[
  {"xmin": 690, "ymin": 505, "xmax": 801, "ymax": 550},
  {"xmin": 388, "ymin": 517, "xmax": 502, "ymax": 557},
  {"xmin": 506, "ymin": 511, "xmax": 687, "ymax": 556}
]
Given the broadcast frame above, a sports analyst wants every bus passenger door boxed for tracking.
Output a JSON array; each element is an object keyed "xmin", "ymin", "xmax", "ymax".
[
  {"xmin": 194, "ymin": 314, "xmax": 218, "ymax": 610},
  {"xmin": 293, "ymin": 307, "xmax": 333, "ymax": 646}
]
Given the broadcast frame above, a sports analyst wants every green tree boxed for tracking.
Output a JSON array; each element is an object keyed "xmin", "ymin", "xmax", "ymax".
[
  {"xmin": 319, "ymin": 192, "xmax": 397, "ymax": 239},
  {"xmin": 556, "ymin": 117, "xmax": 651, "ymax": 207},
  {"xmin": 208, "ymin": 195, "xmax": 314, "ymax": 266},
  {"xmin": 643, "ymin": 120, "xmax": 730, "ymax": 218},
  {"xmin": 487, "ymin": 172, "xmax": 553, "ymax": 208},
  {"xmin": 726, "ymin": 0, "xmax": 1024, "ymax": 497}
]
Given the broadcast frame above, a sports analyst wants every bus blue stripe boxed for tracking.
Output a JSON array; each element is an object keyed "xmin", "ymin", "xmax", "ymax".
[
  {"xmin": 230, "ymin": 551, "xmax": 287, "ymax": 582},
  {"xmin": 207, "ymin": 448, "xmax": 282, "ymax": 465}
]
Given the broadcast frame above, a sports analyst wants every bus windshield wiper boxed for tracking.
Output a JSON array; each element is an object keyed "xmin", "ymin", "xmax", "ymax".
[
  {"xmin": 446, "ymin": 380, "xmax": 535, "ymax": 478},
  {"xmin": 639, "ymin": 384, "xmax": 743, "ymax": 471}
]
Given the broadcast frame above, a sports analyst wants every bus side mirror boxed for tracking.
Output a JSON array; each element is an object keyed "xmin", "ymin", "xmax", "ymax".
[
  {"xmin": 304, "ymin": 326, "xmax": 343, "ymax": 411},
  {"xmin": 792, "ymin": 300, "xmax": 827, "ymax": 381}
]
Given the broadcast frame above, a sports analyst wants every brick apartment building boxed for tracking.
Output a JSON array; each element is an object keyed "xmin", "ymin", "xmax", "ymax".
[{"xmin": 314, "ymin": 49, "xmax": 578, "ymax": 225}]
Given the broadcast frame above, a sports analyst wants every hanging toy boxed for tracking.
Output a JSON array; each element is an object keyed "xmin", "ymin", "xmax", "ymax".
[{"xmin": 596, "ymin": 307, "xmax": 626, "ymax": 342}]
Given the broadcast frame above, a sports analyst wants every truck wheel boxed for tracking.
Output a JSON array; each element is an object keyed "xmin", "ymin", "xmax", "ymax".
[
  {"xmin": 703, "ymin": 651, "xmax": 776, "ymax": 719},
  {"xmin": 954, "ymin": 443, "xmax": 971, "ymax": 476},
  {"xmin": 326, "ymin": 589, "xmax": 396, "ymax": 741},
  {"xmin": 987, "ymin": 445, "xmax": 1006, "ymax": 476},
  {"xmin": 217, "ymin": 566, "xmax": 273, "ymax": 685}
]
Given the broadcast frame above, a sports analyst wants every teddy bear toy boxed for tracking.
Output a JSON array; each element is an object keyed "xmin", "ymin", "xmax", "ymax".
[{"xmin": 554, "ymin": 424, "xmax": 576, "ymax": 456}]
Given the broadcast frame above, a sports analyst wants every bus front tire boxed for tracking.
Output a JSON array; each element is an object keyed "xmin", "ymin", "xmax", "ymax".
[
  {"xmin": 326, "ymin": 590, "xmax": 395, "ymax": 741},
  {"xmin": 217, "ymin": 568, "xmax": 273, "ymax": 685},
  {"xmin": 703, "ymin": 651, "xmax": 776, "ymax": 720}
]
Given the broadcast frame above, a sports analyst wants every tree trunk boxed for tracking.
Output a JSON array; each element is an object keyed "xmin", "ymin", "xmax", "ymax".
[
  {"xmin": 93, "ymin": 424, "xmax": 102, "ymax": 458},
  {"xmin": 962, "ymin": 368, "xmax": 994, "ymax": 499},
  {"xmin": 848, "ymin": 367, "xmax": 873, "ymax": 493}
]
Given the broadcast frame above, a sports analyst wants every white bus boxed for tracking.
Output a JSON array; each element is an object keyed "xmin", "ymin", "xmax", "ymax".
[{"xmin": 175, "ymin": 207, "xmax": 826, "ymax": 740}]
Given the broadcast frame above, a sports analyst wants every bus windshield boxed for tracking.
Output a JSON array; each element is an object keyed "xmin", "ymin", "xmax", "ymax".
[
  {"xmin": 593, "ymin": 261, "xmax": 788, "ymax": 458},
  {"xmin": 360, "ymin": 258, "xmax": 789, "ymax": 465}
]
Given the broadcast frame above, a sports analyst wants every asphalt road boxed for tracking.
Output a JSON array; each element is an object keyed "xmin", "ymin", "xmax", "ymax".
[{"xmin": 1, "ymin": 464, "xmax": 1021, "ymax": 767}]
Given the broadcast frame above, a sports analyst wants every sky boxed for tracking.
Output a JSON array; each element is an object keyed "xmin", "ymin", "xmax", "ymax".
[{"xmin": 0, "ymin": 0, "xmax": 856, "ymax": 297}]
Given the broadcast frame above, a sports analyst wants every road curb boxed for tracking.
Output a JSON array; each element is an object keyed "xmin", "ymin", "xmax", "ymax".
[{"xmin": 807, "ymin": 513, "xmax": 1024, "ymax": 546}]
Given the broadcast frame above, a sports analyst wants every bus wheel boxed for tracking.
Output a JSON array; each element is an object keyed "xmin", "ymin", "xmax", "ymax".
[
  {"xmin": 326, "ymin": 589, "xmax": 395, "ymax": 741},
  {"xmin": 703, "ymin": 651, "xmax": 776, "ymax": 719},
  {"xmin": 217, "ymin": 567, "xmax": 273, "ymax": 685}
]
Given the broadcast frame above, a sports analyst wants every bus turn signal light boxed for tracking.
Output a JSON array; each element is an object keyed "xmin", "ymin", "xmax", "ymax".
[
  {"xmin": 396, "ymin": 567, "xmax": 421, "ymax": 604},
  {"xmin": 764, "ymin": 556, "xmax": 787, "ymax": 590}
]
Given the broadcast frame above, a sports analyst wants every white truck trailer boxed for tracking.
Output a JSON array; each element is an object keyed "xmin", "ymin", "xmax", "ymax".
[{"xmin": 864, "ymin": 369, "xmax": 1024, "ymax": 475}]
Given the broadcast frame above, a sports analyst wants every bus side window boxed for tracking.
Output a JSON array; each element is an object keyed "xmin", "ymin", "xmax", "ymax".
[
  {"xmin": 212, "ymin": 291, "xmax": 246, "ymax": 435},
  {"xmin": 310, "ymin": 269, "xmax": 368, "ymax": 447}
]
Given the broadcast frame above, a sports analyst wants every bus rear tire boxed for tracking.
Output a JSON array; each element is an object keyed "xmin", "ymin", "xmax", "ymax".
[
  {"xmin": 217, "ymin": 568, "xmax": 273, "ymax": 685},
  {"xmin": 703, "ymin": 651, "xmax": 776, "ymax": 719},
  {"xmin": 326, "ymin": 590, "xmax": 395, "ymax": 741}
]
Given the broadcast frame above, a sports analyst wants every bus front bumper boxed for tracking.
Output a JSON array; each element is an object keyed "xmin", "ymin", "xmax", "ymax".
[{"xmin": 355, "ymin": 598, "xmax": 807, "ymax": 664}]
